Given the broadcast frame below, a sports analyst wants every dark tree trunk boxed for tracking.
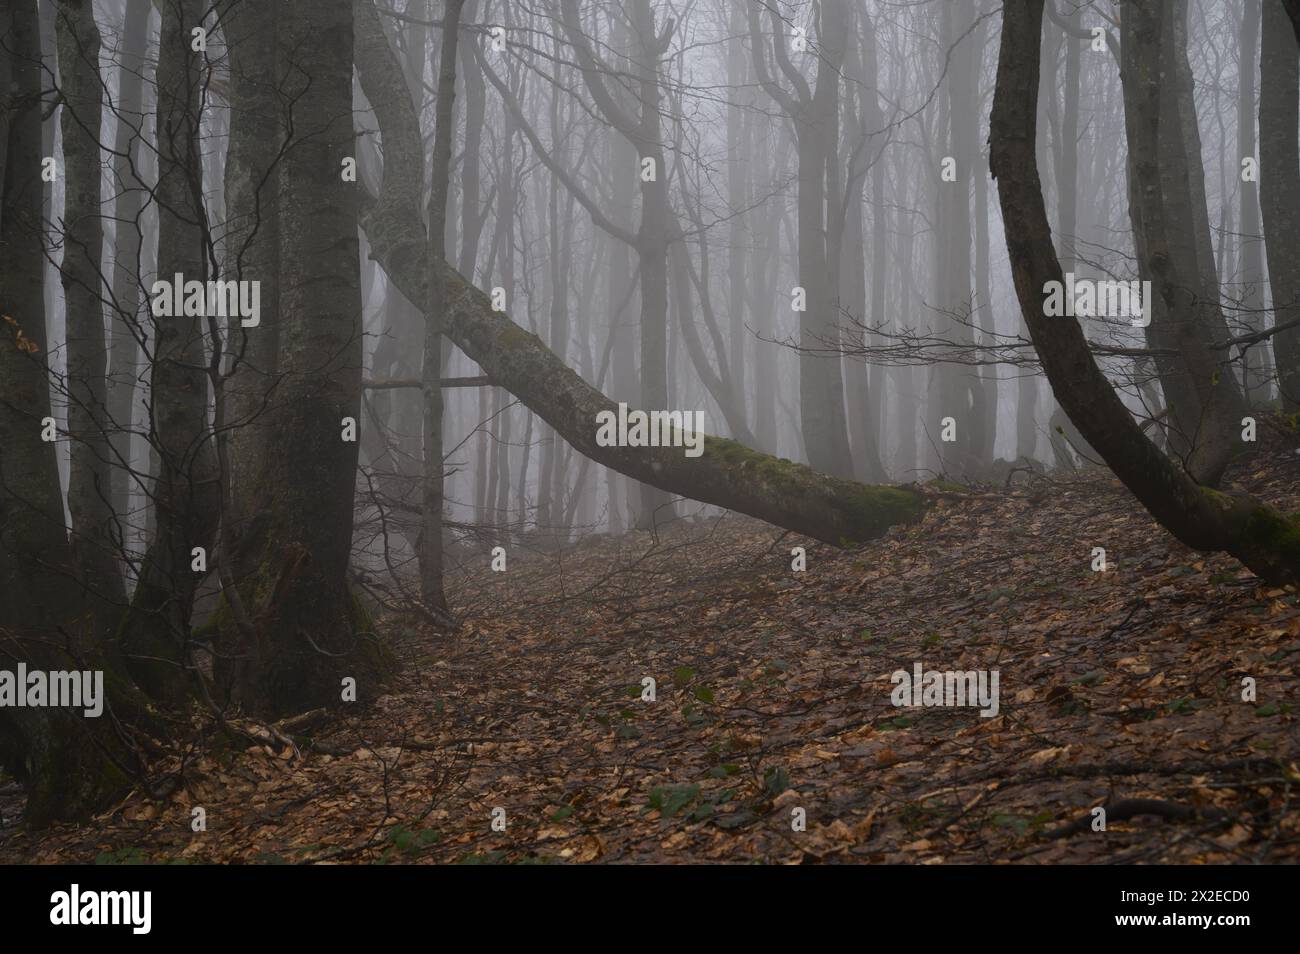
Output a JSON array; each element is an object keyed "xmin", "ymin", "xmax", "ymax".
[
  {"xmin": 106, "ymin": 0, "xmax": 152, "ymax": 532},
  {"xmin": 56, "ymin": 0, "xmax": 124, "ymax": 623},
  {"xmin": 0, "ymin": 0, "xmax": 142, "ymax": 826},
  {"xmin": 992, "ymin": 0, "xmax": 1300, "ymax": 586},
  {"xmin": 1237, "ymin": 0, "xmax": 1267, "ymax": 402},
  {"xmin": 1261, "ymin": 0, "xmax": 1300, "ymax": 410},
  {"xmin": 118, "ymin": 0, "xmax": 219, "ymax": 703},
  {"xmin": 1120, "ymin": 1, "xmax": 1243, "ymax": 486},
  {"xmin": 0, "ymin": 0, "xmax": 76, "ymax": 674},
  {"xmin": 227, "ymin": 0, "xmax": 381, "ymax": 717},
  {"xmin": 221, "ymin": 0, "xmax": 283, "ymax": 573}
]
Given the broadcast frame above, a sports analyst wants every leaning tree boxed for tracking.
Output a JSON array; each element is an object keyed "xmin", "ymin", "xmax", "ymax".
[{"xmin": 990, "ymin": 0, "xmax": 1300, "ymax": 584}]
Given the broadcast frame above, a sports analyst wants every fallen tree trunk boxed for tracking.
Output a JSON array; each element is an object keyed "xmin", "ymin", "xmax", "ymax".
[
  {"xmin": 363, "ymin": 375, "xmax": 491, "ymax": 390},
  {"xmin": 990, "ymin": 0, "xmax": 1300, "ymax": 585},
  {"xmin": 420, "ymin": 260, "xmax": 924, "ymax": 545},
  {"xmin": 352, "ymin": 1, "xmax": 923, "ymax": 546}
]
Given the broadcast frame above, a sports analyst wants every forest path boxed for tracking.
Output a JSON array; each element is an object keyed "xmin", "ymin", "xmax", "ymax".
[{"xmin": 5, "ymin": 450, "xmax": 1300, "ymax": 863}]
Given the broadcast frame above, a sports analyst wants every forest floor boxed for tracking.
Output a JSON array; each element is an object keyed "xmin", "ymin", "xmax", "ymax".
[{"xmin": 4, "ymin": 445, "xmax": 1300, "ymax": 864}]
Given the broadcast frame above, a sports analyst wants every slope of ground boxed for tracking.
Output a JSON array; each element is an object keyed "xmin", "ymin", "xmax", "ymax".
[{"xmin": 3, "ymin": 447, "xmax": 1299, "ymax": 864}]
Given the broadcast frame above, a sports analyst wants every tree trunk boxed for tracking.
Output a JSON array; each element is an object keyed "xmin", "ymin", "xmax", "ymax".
[
  {"xmin": 355, "ymin": 4, "xmax": 927, "ymax": 546},
  {"xmin": 840, "ymin": 8, "xmax": 885, "ymax": 483},
  {"xmin": 931, "ymin": 0, "xmax": 988, "ymax": 476},
  {"xmin": 725, "ymin": 4, "xmax": 749, "ymax": 431},
  {"xmin": 1261, "ymin": 0, "xmax": 1300, "ymax": 410},
  {"xmin": 119, "ymin": 0, "xmax": 219, "ymax": 703},
  {"xmin": 992, "ymin": 0, "xmax": 1300, "ymax": 586},
  {"xmin": 106, "ymin": 0, "xmax": 151, "ymax": 533},
  {"xmin": 225, "ymin": 0, "xmax": 385, "ymax": 717},
  {"xmin": 1, "ymin": 0, "xmax": 72, "ymax": 648},
  {"xmin": 537, "ymin": 89, "xmax": 569, "ymax": 533},
  {"xmin": 627, "ymin": 0, "xmax": 674, "ymax": 528},
  {"xmin": 747, "ymin": 0, "xmax": 854, "ymax": 478},
  {"xmin": 222, "ymin": 0, "xmax": 283, "ymax": 571},
  {"xmin": 1120, "ymin": 1, "xmax": 1243, "ymax": 486},
  {"xmin": 0, "ymin": 0, "xmax": 142, "ymax": 826},
  {"xmin": 360, "ymin": 217, "xmax": 927, "ymax": 545},
  {"xmin": 419, "ymin": 0, "xmax": 463, "ymax": 614},
  {"xmin": 56, "ymin": 0, "xmax": 124, "ymax": 622},
  {"xmin": 1284, "ymin": 0, "xmax": 1300, "ymax": 39},
  {"xmin": 1237, "ymin": 0, "xmax": 1267, "ymax": 403}
]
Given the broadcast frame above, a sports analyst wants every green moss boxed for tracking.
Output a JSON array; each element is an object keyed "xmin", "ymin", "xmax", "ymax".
[
  {"xmin": 349, "ymin": 588, "xmax": 375, "ymax": 634},
  {"xmin": 199, "ymin": 556, "xmax": 279, "ymax": 648},
  {"xmin": 925, "ymin": 478, "xmax": 969, "ymax": 493},
  {"xmin": 200, "ymin": 565, "xmax": 398, "ymax": 710},
  {"xmin": 1244, "ymin": 506, "xmax": 1300, "ymax": 562},
  {"xmin": 706, "ymin": 437, "xmax": 807, "ymax": 484},
  {"xmin": 347, "ymin": 587, "xmax": 397, "ymax": 680},
  {"xmin": 1199, "ymin": 485, "xmax": 1235, "ymax": 509},
  {"xmin": 495, "ymin": 324, "xmax": 536, "ymax": 351},
  {"xmin": 706, "ymin": 436, "xmax": 927, "ymax": 543},
  {"xmin": 840, "ymin": 484, "xmax": 928, "ymax": 537},
  {"xmin": 92, "ymin": 751, "xmax": 133, "ymax": 803}
]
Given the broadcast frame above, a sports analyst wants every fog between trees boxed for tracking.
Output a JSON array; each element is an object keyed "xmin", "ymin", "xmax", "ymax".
[{"xmin": 1, "ymin": 0, "xmax": 1299, "ymax": 826}]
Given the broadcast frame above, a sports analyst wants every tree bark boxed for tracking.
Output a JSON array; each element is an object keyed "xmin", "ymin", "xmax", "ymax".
[
  {"xmin": 1, "ymin": 0, "xmax": 75, "ymax": 645},
  {"xmin": 1261, "ymin": 0, "xmax": 1300, "ymax": 410},
  {"xmin": 0, "ymin": 0, "xmax": 142, "ymax": 826},
  {"xmin": 226, "ymin": 0, "xmax": 380, "ymax": 717},
  {"xmin": 991, "ymin": 0, "xmax": 1300, "ymax": 586},
  {"xmin": 840, "ymin": 6, "xmax": 886, "ymax": 483},
  {"xmin": 56, "ymin": 0, "xmax": 124, "ymax": 622},
  {"xmin": 1237, "ymin": 0, "xmax": 1267, "ymax": 403},
  {"xmin": 725, "ymin": 4, "xmax": 749, "ymax": 433},
  {"xmin": 118, "ymin": 0, "xmax": 219, "ymax": 703},
  {"xmin": 747, "ymin": 0, "xmax": 855, "ymax": 479},
  {"xmin": 1120, "ymin": 1, "xmax": 1243, "ymax": 486},
  {"xmin": 1284, "ymin": 0, "xmax": 1300, "ymax": 40},
  {"xmin": 221, "ymin": 0, "xmax": 283, "ymax": 572},
  {"xmin": 419, "ymin": 0, "xmax": 463, "ymax": 615},
  {"xmin": 106, "ymin": 0, "xmax": 152, "ymax": 532}
]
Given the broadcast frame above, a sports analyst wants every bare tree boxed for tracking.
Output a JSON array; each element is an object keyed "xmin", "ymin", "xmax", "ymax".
[
  {"xmin": 420, "ymin": 0, "xmax": 465, "ymax": 615},
  {"xmin": 991, "ymin": 0, "xmax": 1300, "ymax": 585},
  {"xmin": 1260, "ymin": 0, "xmax": 1300, "ymax": 410},
  {"xmin": 55, "ymin": 0, "xmax": 124, "ymax": 623},
  {"xmin": 747, "ymin": 0, "xmax": 855, "ymax": 478}
]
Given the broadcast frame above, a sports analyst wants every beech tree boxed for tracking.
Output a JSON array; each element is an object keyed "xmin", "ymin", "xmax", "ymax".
[
  {"xmin": 0, "ymin": 0, "xmax": 143, "ymax": 825},
  {"xmin": 116, "ymin": 0, "xmax": 219, "ymax": 702},
  {"xmin": 747, "ymin": 0, "xmax": 855, "ymax": 478},
  {"xmin": 1261, "ymin": 0, "xmax": 1300, "ymax": 409},
  {"xmin": 7, "ymin": 0, "xmax": 1300, "ymax": 832},
  {"xmin": 354, "ymin": 1, "xmax": 930, "ymax": 550},
  {"xmin": 56, "ymin": 0, "xmax": 124, "ymax": 628},
  {"xmin": 218, "ymin": 0, "xmax": 379, "ymax": 715},
  {"xmin": 991, "ymin": 0, "xmax": 1300, "ymax": 585}
]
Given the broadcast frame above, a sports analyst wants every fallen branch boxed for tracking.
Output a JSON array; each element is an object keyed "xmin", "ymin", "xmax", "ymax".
[
  {"xmin": 362, "ymin": 375, "xmax": 491, "ymax": 390},
  {"xmin": 1042, "ymin": 797, "xmax": 1231, "ymax": 840},
  {"xmin": 352, "ymin": 0, "xmax": 928, "ymax": 546}
]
